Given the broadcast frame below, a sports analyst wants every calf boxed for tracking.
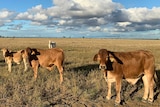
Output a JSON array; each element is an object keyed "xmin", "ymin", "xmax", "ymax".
[
  {"xmin": 48, "ymin": 40, "xmax": 56, "ymax": 48},
  {"xmin": 1, "ymin": 48, "xmax": 28, "ymax": 72},
  {"xmin": 1, "ymin": 48, "xmax": 8, "ymax": 62},
  {"xmin": 23, "ymin": 47, "xmax": 64, "ymax": 84},
  {"xmin": 93, "ymin": 49, "xmax": 156, "ymax": 105}
]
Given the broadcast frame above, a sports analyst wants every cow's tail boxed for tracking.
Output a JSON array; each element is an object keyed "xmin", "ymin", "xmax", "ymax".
[
  {"xmin": 60, "ymin": 50, "xmax": 65, "ymax": 70},
  {"xmin": 154, "ymin": 71, "xmax": 160, "ymax": 90},
  {"xmin": 154, "ymin": 72, "xmax": 158, "ymax": 83},
  {"xmin": 57, "ymin": 48, "xmax": 65, "ymax": 65},
  {"xmin": 62, "ymin": 51, "xmax": 65, "ymax": 65}
]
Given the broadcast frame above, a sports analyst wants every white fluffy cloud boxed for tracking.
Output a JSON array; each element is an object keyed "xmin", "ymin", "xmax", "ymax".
[
  {"xmin": 0, "ymin": 9, "xmax": 16, "ymax": 26},
  {"xmin": 45, "ymin": 0, "xmax": 123, "ymax": 30},
  {"xmin": 1, "ymin": 0, "xmax": 160, "ymax": 34},
  {"xmin": 114, "ymin": 7, "xmax": 160, "ymax": 32},
  {"xmin": 124, "ymin": 7, "xmax": 160, "ymax": 23},
  {"xmin": 16, "ymin": 5, "xmax": 47, "ymax": 21}
]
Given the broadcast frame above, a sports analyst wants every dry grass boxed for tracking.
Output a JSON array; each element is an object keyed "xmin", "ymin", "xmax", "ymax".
[{"xmin": 0, "ymin": 38, "xmax": 160, "ymax": 107}]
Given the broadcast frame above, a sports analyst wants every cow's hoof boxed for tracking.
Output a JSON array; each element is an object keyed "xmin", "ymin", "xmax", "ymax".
[
  {"xmin": 148, "ymin": 100, "xmax": 153, "ymax": 104},
  {"xmin": 148, "ymin": 98, "xmax": 153, "ymax": 104},
  {"xmin": 141, "ymin": 98, "xmax": 147, "ymax": 103},
  {"xmin": 106, "ymin": 96, "xmax": 111, "ymax": 100},
  {"xmin": 114, "ymin": 102, "xmax": 120, "ymax": 106}
]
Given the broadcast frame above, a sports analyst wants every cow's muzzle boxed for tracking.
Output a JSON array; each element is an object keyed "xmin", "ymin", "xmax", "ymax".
[{"xmin": 99, "ymin": 65, "xmax": 107, "ymax": 70}]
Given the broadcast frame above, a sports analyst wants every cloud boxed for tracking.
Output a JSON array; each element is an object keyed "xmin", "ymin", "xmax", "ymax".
[
  {"xmin": 16, "ymin": 5, "xmax": 47, "ymax": 21},
  {"xmin": 0, "ymin": 9, "xmax": 16, "ymax": 26},
  {"xmin": 7, "ymin": 24, "xmax": 23, "ymax": 30},
  {"xmin": 1, "ymin": 0, "xmax": 160, "ymax": 35},
  {"xmin": 124, "ymin": 7, "xmax": 160, "ymax": 23},
  {"xmin": 88, "ymin": 26, "xmax": 101, "ymax": 32},
  {"xmin": 107, "ymin": 7, "xmax": 160, "ymax": 32},
  {"xmin": 16, "ymin": 0, "xmax": 122, "ymax": 28},
  {"xmin": 50, "ymin": 0, "xmax": 122, "ymax": 21}
]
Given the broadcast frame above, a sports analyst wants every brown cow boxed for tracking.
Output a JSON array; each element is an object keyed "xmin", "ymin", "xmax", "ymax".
[
  {"xmin": 23, "ymin": 47, "xmax": 64, "ymax": 84},
  {"xmin": 1, "ymin": 48, "xmax": 28, "ymax": 72},
  {"xmin": 93, "ymin": 49, "xmax": 156, "ymax": 105}
]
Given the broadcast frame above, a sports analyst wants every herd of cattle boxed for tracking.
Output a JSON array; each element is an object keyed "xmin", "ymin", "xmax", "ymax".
[{"xmin": 0, "ymin": 40, "xmax": 159, "ymax": 105}]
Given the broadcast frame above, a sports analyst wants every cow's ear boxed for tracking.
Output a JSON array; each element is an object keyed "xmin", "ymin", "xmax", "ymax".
[
  {"xmin": 93, "ymin": 54, "xmax": 99, "ymax": 61},
  {"xmin": 21, "ymin": 50, "xmax": 24, "ymax": 53},
  {"xmin": 108, "ymin": 53, "xmax": 115, "ymax": 62},
  {"xmin": 109, "ymin": 57, "xmax": 115, "ymax": 62},
  {"xmin": 31, "ymin": 51, "xmax": 35, "ymax": 55},
  {"xmin": 26, "ymin": 47, "xmax": 32, "ymax": 55}
]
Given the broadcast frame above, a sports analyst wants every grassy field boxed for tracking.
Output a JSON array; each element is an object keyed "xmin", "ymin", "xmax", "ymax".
[{"xmin": 0, "ymin": 38, "xmax": 160, "ymax": 107}]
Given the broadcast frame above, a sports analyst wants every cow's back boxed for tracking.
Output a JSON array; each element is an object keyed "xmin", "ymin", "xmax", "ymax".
[
  {"xmin": 37, "ymin": 48, "xmax": 64, "ymax": 67},
  {"xmin": 112, "ymin": 50, "xmax": 155, "ymax": 78}
]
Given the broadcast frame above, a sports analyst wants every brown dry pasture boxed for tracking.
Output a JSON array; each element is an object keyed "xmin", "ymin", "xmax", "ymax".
[{"xmin": 0, "ymin": 38, "xmax": 160, "ymax": 107}]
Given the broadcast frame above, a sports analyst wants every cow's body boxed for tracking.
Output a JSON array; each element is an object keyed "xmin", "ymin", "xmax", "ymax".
[
  {"xmin": 1, "ymin": 48, "xmax": 28, "ymax": 72},
  {"xmin": 93, "ymin": 49, "xmax": 156, "ymax": 105},
  {"xmin": 24, "ymin": 47, "xmax": 64, "ymax": 84}
]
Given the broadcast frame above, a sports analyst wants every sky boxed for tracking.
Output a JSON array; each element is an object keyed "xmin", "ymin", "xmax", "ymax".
[{"xmin": 0, "ymin": 0, "xmax": 160, "ymax": 39}]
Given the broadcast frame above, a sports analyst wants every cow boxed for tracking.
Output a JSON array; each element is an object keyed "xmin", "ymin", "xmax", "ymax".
[
  {"xmin": 48, "ymin": 40, "xmax": 56, "ymax": 48},
  {"xmin": 1, "ymin": 48, "xmax": 8, "ymax": 62},
  {"xmin": 23, "ymin": 47, "xmax": 64, "ymax": 84},
  {"xmin": 93, "ymin": 49, "xmax": 156, "ymax": 105},
  {"xmin": 1, "ymin": 48, "xmax": 28, "ymax": 72}
]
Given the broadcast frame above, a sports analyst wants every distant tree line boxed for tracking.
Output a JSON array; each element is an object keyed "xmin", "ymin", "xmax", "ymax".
[
  {"xmin": 0, "ymin": 35, "xmax": 5, "ymax": 38},
  {"xmin": 0, "ymin": 35, "xmax": 16, "ymax": 38}
]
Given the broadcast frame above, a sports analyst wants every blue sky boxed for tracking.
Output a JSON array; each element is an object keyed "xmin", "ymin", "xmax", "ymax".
[
  {"xmin": 0, "ymin": 0, "xmax": 160, "ymax": 38},
  {"xmin": 113, "ymin": 0, "xmax": 160, "ymax": 9}
]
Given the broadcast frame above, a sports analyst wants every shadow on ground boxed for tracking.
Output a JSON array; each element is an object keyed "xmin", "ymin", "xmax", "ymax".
[
  {"xmin": 69, "ymin": 64, "xmax": 99, "ymax": 76},
  {"xmin": 154, "ymin": 70, "xmax": 160, "ymax": 100},
  {"xmin": 0, "ymin": 60, "xmax": 5, "ymax": 66}
]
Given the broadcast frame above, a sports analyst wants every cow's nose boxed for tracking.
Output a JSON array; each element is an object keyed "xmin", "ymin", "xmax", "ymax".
[{"xmin": 99, "ymin": 65, "xmax": 106, "ymax": 70}]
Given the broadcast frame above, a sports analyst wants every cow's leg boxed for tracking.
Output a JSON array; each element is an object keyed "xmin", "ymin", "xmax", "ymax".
[
  {"xmin": 6, "ymin": 57, "xmax": 12, "ymax": 72},
  {"xmin": 103, "ymin": 71, "xmax": 107, "ymax": 81},
  {"xmin": 46, "ymin": 66, "xmax": 53, "ymax": 71},
  {"xmin": 104, "ymin": 71, "xmax": 112, "ymax": 100},
  {"xmin": 142, "ymin": 75, "xmax": 149, "ymax": 102},
  {"xmin": 106, "ymin": 80, "xmax": 112, "ymax": 100},
  {"xmin": 56, "ymin": 64, "xmax": 63, "ymax": 84},
  {"xmin": 23, "ymin": 58, "xmax": 28, "ymax": 71},
  {"xmin": 115, "ymin": 78, "xmax": 122, "ymax": 105},
  {"xmin": 148, "ymin": 75, "xmax": 154, "ymax": 103},
  {"xmin": 7, "ymin": 60, "xmax": 12, "ymax": 72},
  {"xmin": 31, "ymin": 60, "xmax": 39, "ymax": 79}
]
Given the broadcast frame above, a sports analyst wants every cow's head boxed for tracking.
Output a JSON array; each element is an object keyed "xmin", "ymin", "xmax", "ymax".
[
  {"xmin": 1, "ymin": 48, "xmax": 8, "ymax": 53},
  {"xmin": 1, "ymin": 48, "xmax": 13, "ymax": 57},
  {"xmin": 1, "ymin": 48, "xmax": 9, "ymax": 56},
  {"xmin": 93, "ymin": 49, "xmax": 115, "ymax": 70},
  {"xmin": 24, "ymin": 47, "xmax": 39, "ymax": 56},
  {"xmin": 23, "ymin": 47, "xmax": 40, "ymax": 60}
]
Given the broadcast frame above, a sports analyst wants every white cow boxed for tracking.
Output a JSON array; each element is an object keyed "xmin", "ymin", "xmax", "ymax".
[{"xmin": 48, "ymin": 40, "xmax": 56, "ymax": 48}]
